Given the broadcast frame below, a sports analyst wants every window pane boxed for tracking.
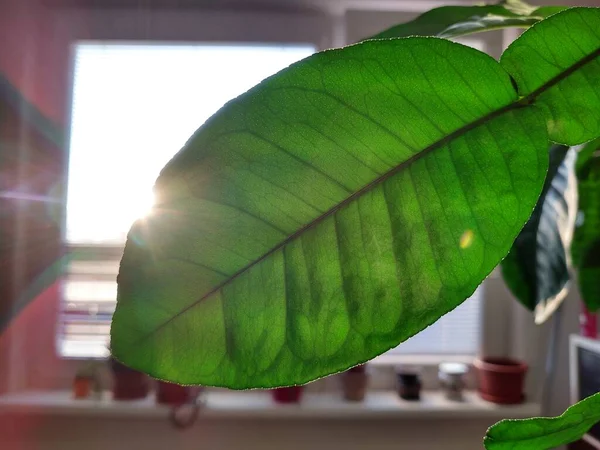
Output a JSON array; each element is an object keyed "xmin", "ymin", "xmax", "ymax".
[
  {"xmin": 60, "ymin": 42, "xmax": 315, "ymax": 358},
  {"xmin": 66, "ymin": 42, "xmax": 316, "ymax": 245},
  {"xmin": 387, "ymin": 286, "xmax": 483, "ymax": 355}
]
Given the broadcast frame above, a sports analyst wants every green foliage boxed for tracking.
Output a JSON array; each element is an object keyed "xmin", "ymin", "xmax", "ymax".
[
  {"xmin": 484, "ymin": 392, "xmax": 600, "ymax": 449},
  {"xmin": 501, "ymin": 145, "xmax": 577, "ymax": 323},
  {"xmin": 574, "ymin": 138, "xmax": 600, "ymax": 310},
  {"xmin": 364, "ymin": 0, "xmax": 566, "ymax": 41},
  {"xmin": 500, "ymin": 8, "xmax": 600, "ymax": 145},
  {"xmin": 112, "ymin": 8, "xmax": 600, "ymax": 391}
]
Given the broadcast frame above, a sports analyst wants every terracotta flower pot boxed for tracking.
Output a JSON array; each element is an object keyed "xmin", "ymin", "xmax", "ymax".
[
  {"xmin": 73, "ymin": 375, "xmax": 92, "ymax": 399},
  {"xmin": 156, "ymin": 381, "xmax": 193, "ymax": 406},
  {"xmin": 271, "ymin": 386, "xmax": 303, "ymax": 404},
  {"xmin": 110, "ymin": 358, "xmax": 149, "ymax": 401},
  {"xmin": 474, "ymin": 357, "xmax": 528, "ymax": 404},
  {"xmin": 341, "ymin": 366, "xmax": 368, "ymax": 402}
]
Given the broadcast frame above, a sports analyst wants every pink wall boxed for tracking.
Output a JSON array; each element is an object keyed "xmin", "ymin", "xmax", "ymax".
[
  {"xmin": 0, "ymin": 0, "xmax": 72, "ymax": 125},
  {"xmin": 0, "ymin": 0, "xmax": 76, "ymax": 393}
]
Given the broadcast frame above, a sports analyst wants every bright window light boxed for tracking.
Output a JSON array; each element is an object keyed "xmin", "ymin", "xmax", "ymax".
[
  {"xmin": 66, "ymin": 42, "xmax": 315, "ymax": 245},
  {"xmin": 60, "ymin": 42, "xmax": 315, "ymax": 358}
]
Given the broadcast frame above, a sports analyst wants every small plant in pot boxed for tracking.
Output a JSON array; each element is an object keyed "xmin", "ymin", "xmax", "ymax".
[
  {"xmin": 156, "ymin": 380, "xmax": 197, "ymax": 406},
  {"xmin": 341, "ymin": 364, "xmax": 368, "ymax": 402},
  {"xmin": 110, "ymin": 357, "xmax": 149, "ymax": 401},
  {"xmin": 271, "ymin": 385, "xmax": 304, "ymax": 404},
  {"xmin": 73, "ymin": 361, "xmax": 97, "ymax": 399},
  {"xmin": 395, "ymin": 365, "xmax": 422, "ymax": 401},
  {"xmin": 73, "ymin": 360, "xmax": 103, "ymax": 400}
]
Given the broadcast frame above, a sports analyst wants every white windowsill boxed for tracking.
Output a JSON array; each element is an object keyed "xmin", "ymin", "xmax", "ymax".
[
  {"xmin": 369, "ymin": 354, "xmax": 476, "ymax": 366},
  {"xmin": 0, "ymin": 390, "xmax": 540, "ymax": 420}
]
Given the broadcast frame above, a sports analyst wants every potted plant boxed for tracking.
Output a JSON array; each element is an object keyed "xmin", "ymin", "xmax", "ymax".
[
  {"xmin": 73, "ymin": 363, "xmax": 94, "ymax": 399},
  {"xmin": 156, "ymin": 380, "xmax": 196, "ymax": 406},
  {"xmin": 395, "ymin": 365, "xmax": 422, "ymax": 401},
  {"xmin": 340, "ymin": 364, "xmax": 368, "ymax": 402},
  {"xmin": 438, "ymin": 362, "xmax": 469, "ymax": 402},
  {"xmin": 473, "ymin": 358, "xmax": 528, "ymax": 404},
  {"xmin": 110, "ymin": 357, "xmax": 149, "ymax": 401},
  {"xmin": 271, "ymin": 386, "xmax": 304, "ymax": 404},
  {"xmin": 72, "ymin": 360, "xmax": 102, "ymax": 400}
]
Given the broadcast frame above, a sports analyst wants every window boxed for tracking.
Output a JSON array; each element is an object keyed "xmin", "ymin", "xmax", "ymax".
[
  {"xmin": 59, "ymin": 42, "xmax": 316, "ymax": 357},
  {"xmin": 60, "ymin": 39, "xmax": 483, "ymax": 361},
  {"xmin": 385, "ymin": 287, "xmax": 483, "ymax": 357}
]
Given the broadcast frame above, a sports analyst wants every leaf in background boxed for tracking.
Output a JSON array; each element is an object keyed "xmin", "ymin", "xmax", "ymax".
[
  {"xmin": 363, "ymin": 1, "xmax": 565, "ymax": 41},
  {"xmin": 576, "ymin": 137, "xmax": 600, "ymax": 176},
  {"xmin": 579, "ymin": 240, "xmax": 600, "ymax": 311},
  {"xmin": 437, "ymin": 15, "xmax": 541, "ymax": 40},
  {"xmin": 111, "ymin": 37, "xmax": 550, "ymax": 388},
  {"xmin": 573, "ymin": 138, "xmax": 600, "ymax": 266},
  {"xmin": 500, "ymin": 145, "xmax": 578, "ymax": 324},
  {"xmin": 500, "ymin": 7, "xmax": 600, "ymax": 145},
  {"xmin": 484, "ymin": 392, "xmax": 600, "ymax": 450},
  {"xmin": 573, "ymin": 138, "xmax": 600, "ymax": 311}
]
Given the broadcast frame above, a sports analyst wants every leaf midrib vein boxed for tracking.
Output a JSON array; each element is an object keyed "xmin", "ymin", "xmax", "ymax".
[{"xmin": 135, "ymin": 45, "xmax": 600, "ymax": 344}]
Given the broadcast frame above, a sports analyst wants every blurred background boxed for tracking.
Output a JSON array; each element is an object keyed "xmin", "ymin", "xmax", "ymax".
[{"xmin": 0, "ymin": 0, "xmax": 598, "ymax": 449}]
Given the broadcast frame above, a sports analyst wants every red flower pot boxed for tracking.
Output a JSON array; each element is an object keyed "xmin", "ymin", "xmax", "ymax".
[
  {"xmin": 73, "ymin": 376, "xmax": 92, "ymax": 399},
  {"xmin": 156, "ymin": 381, "xmax": 192, "ymax": 406},
  {"xmin": 271, "ymin": 386, "xmax": 303, "ymax": 404},
  {"xmin": 474, "ymin": 357, "xmax": 528, "ymax": 404},
  {"xmin": 110, "ymin": 358, "xmax": 149, "ymax": 401}
]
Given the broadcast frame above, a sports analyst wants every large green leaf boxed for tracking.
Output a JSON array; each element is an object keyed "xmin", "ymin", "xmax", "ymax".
[
  {"xmin": 112, "ymin": 8, "xmax": 600, "ymax": 388},
  {"xmin": 363, "ymin": 1, "xmax": 565, "ymax": 41},
  {"xmin": 500, "ymin": 145, "xmax": 577, "ymax": 324},
  {"xmin": 500, "ymin": 7, "xmax": 600, "ymax": 145},
  {"xmin": 484, "ymin": 392, "xmax": 600, "ymax": 449}
]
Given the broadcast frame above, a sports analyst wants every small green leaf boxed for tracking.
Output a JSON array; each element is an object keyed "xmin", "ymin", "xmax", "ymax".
[
  {"xmin": 500, "ymin": 7, "xmax": 600, "ymax": 145},
  {"xmin": 501, "ymin": 145, "xmax": 578, "ymax": 324},
  {"xmin": 437, "ymin": 15, "xmax": 541, "ymax": 40},
  {"xmin": 484, "ymin": 392, "xmax": 600, "ymax": 450}
]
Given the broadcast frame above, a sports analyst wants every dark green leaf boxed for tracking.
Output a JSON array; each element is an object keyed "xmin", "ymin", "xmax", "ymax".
[
  {"xmin": 484, "ymin": 392, "xmax": 600, "ymax": 449},
  {"xmin": 500, "ymin": 145, "xmax": 577, "ymax": 324},
  {"xmin": 576, "ymin": 137, "xmax": 600, "ymax": 176},
  {"xmin": 573, "ymin": 138, "xmax": 600, "ymax": 311},
  {"xmin": 363, "ymin": 1, "xmax": 565, "ymax": 41},
  {"xmin": 573, "ymin": 138, "xmax": 600, "ymax": 267},
  {"xmin": 500, "ymin": 7, "xmax": 600, "ymax": 145},
  {"xmin": 437, "ymin": 15, "xmax": 540, "ymax": 40}
]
